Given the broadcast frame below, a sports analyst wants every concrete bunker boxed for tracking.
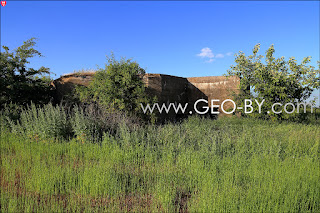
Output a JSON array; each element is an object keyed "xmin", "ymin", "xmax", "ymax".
[{"xmin": 52, "ymin": 72, "xmax": 240, "ymax": 120}]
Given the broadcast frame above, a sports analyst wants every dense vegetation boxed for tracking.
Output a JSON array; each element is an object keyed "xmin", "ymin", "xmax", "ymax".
[
  {"xmin": 0, "ymin": 38, "xmax": 52, "ymax": 108},
  {"xmin": 75, "ymin": 54, "xmax": 155, "ymax": 122},
  {"xmin": 1, "ymin": 39, "xmax": 319, "ymax": 212},
  {"xmin": 227, "ymin": 44, "xmax": 319, "ymax": 121},
  {"xmin": 1, "ymin": 104, "xmax": 319, "ymax": 212}
]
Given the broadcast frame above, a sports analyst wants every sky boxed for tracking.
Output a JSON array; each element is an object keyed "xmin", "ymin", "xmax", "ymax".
[{"xmin": 1, "ymin": 1, "xmax": 319, "ymax": 104}]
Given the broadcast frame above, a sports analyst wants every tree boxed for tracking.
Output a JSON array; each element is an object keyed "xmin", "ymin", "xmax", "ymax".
[
  {"xmin": 227, "ymin": 44, "xmax": 319, "ymax": 120},
  {"xmin": 76, "ymin": 54, "xmax": 155, "ymax": 121},
  {"xmin": 0, "ymin": 38, "xmax": 52, "ymax": 107}
]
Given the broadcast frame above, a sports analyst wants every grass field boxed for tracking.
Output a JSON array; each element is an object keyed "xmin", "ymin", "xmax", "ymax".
[{"xmin": 1, "ymin": 113, "xmax": 320, "ymax": 212}]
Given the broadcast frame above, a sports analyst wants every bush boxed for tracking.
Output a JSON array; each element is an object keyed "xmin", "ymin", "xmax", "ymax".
[
  {"xmin": 8, "ymin": 103, "xmax": 71, "ymax": 139},
  {"xmin": 3, "ymin": 103, "xmax": 141, "ymax": 142},
  {"xmin": 227, "ymin": 44, "xmax": 319, "ymax": 121},
  {"xmin": 0, "ymin": 103, "xmax": 24, "ymax": 130},
  {"xmin": 75, "ymin": 54, "xmax": 155, "ymax": 122},
  {"xmin": 71, "ymin": 104, "xmax": 141, "ymax": 143},
  {"xmin": 0, "ymin": 38, "xmax": 53, "ymax": 107}
]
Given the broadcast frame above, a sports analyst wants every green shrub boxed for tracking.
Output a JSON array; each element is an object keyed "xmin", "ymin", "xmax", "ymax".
[
  {"xmin": 0, "ymin": 103, "xmax": 24, "ymax": 130},
  {"xmin": 0, "ymin": 38, "xmax": 53, "ymax": 107},
  {"xmin": 72, "ymin": 104, "xmax": 141, "ymax": 143},
  {"xmin": 75, "ymin": 54, "xmax": 156, "ymax": 122},
  {"xmin": 8, "ymin": 103, "xmax": 71, "ymax": 139},
  {"xmin": 227, "ymin": 44, "xmax": 319, "ymax": 121},
  {"xmin": 3, "ymin": 103, "xmax": 141, "ymax": 141}
]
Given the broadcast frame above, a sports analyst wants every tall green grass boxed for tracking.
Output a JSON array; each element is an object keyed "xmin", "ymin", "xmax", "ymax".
[
  {"xmin": 8, "ymin": 103, "xmax": 70, "ymax": 139},
  {"xmin": 2, "ymin": 103, "xmax": 138, "ymax": 142},
  {"xmin": 1, "ymin": 114, "xmax": 319, "ymax": 212}
]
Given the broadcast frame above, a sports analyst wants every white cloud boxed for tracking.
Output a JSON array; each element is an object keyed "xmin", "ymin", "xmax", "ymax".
[
  {"xmin": 206, "ymin": 58, "xmax": 215, "ymax": 63},
  {"xmin": 197, "ymin": 47, "xmax": 214, "ymax": 58},
  {"xmin": 197, "ymin": 48, "xmax": 233, "ymax": 63},
  {"xmin": 215, "ymin": 53, "xmax": 224, "ymax": 58}
]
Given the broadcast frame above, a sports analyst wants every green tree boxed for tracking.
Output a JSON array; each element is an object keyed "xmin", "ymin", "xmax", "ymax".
[
  {"xmin": 76, "ymin": 54, "xmax": 155, "ymax": 121},
  {"xmin": 227, "ymin": 44, "xmax": 319, "ymax": 120},
  {"xmin": 0, "ymin": 38, "xmax": 52, "ymax": 107}
]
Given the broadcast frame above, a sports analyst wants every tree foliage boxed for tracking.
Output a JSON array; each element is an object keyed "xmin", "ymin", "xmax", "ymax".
[
  {"xmin": 227, "ymin": 44, "xmax": 319, "ymax": 120},
  {"xmin": 76, "ymin": 54, "xmax": 155, "ymax": 121},
  {"xmin": 0, "ymin": 38, "xmax": 52, "ymax": 107}
]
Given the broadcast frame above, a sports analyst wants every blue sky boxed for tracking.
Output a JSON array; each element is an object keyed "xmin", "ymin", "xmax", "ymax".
[{"xmin": 1, "ymin": 1, "xmax": 319, "ymax": 103}]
